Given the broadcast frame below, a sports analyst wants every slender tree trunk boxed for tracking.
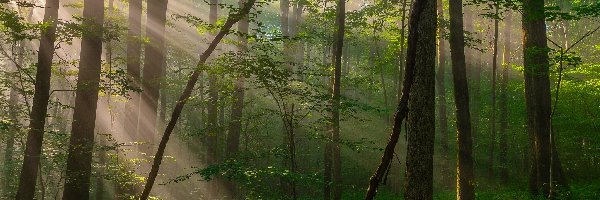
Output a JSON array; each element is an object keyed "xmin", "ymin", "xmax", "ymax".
[
  {"xmin": 4, "ymin": 84, "xmax": 19, "ymax": 195},
  {"xmin": 436, "ymin": 0, "xmax": 450, "ymax": 187},
  {"xmin": 206, "ymin": 0, "xmax": 219, "ymax": 197},
  {"xmin": 488, "ymin": 4, "xmax": 499, "ymax": 180},
  {"xmin": 448, "ymin": 0, "xmax": 475, "ymax": 198},
  {"xmin": 365, "ymin": 0, "xmax": 435, "ymax": 198},
  {"xmin": 124, "ymin": 0, "xmax": 142, "ymax": 140},
  {"xmin": 138, "ymin": 2, "xmax": 257, "ymax": 198},
  {"xmin": 397, "ymin": 0, "xmax": 408, "ymax": 103},
  {"xmin": 330, "ymin": 0, "xmax": 345, "ymax": 198},
  {"xmin": 140, "ymin": 0, "xmax": 168, "ymax": 145},
  {"xmin": 16, "ymin": 0, "xmax": 59, "ymax": 198},
  {"xmin": 62, "ymin": 0, "xmax": 105, "ymax": 198},
  {"xmin": 498, "ymin": 11, "xmax": 511, "ymax": 183}
]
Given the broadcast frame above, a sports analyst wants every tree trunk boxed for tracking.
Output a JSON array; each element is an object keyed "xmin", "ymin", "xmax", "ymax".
[
  {"xmin": 522, "ymin": 0, "xmax": 568, "ymax": 196},
  {"xmin": 330, "ymin": 0, "xmax": 345, "ymax": 198},
  {"xmin": 403, "ymin": 0, "xmax": 436, "ymax": 198},
  {"xmin": 435, "ymin": 0, "xmax": 450, "ymax": 187},
  {"xmin": 16, "ymin": 0, "xmax": 59, "ymax": 198},
  {"xmin": 62, "ymin": 0, "xmax": 105, "ymax": 198},
  {"xmin": 448, "ymin": 0, "xmax": 475, "ymax": 197},
  {"xmin": 140, "ymin": 0, "xmax": 168, "ymax": 145},
  {"xmin": 365, "ymin": 0, "xmax": 435, "ymax": 198},
  {"xmin": 488, "ymin": 4, "xmax": 499, "ymax": 180},
  {"xmin": 498, "ymin": 11, "xmax": 511, "ymax": 183},
  {"xmin": 207, "ymin": 0, "xmax": 219, "ymax": 197},
  {"xmin": 397, "ymin": 0, "xmax": 408, "ymax": 103},
  {"xmin": 138, "ymin": 2, "xmax": 256, "ymax": 198},
  {"xmin": 4, "ymin": 83, "xmax": 19, "ymax": 195},
  {"xmin": 124, "ymin": 0, "xmax": 142, "ymax": 140}
]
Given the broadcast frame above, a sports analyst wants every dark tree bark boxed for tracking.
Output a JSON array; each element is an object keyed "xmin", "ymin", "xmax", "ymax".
[
  {"xmin": 436, "ymin": 0, "xmax": 450, "ymax": 186},
  {"xmin": 140, "ymin": 0, "xmax": 168, "ymax": 144},
  {"xmin": 488, "ymin": 4, "xmax": 500, "ymax": 179},
  {"xmin": 124, "ymin": 0, "xmax": 142, "ymax": 139},
  {"xmin": 138, "ymin": 2, "xmax": 256, "ymax": 198},
  {"xmin": 448, "ymin": 0, "xmax": 475, "ymax": 197},
  {"xmin": 62, "ymin": 0, "xmax": 105, "ymax": 198},
  {"xmin": 330, "ymin": 0, "xmax": 345, "ymax": 198},
  {"xmin": 403, "ymin": 0, "xmax": 436, "ymax": 198},
  {"xmin": 498, "ymin": 11, "xmax": 511, "ymax": 183},
  {"xmin": 16, "ymin": 0, "xmax": 59, "ymax": 199},
  {"xmin": 364, "ymin": 0, "xmax": 435, "ymax": 198},
  {"xmin": 522, "ymin": 0, "xmax": 568, "ymax": 196}
]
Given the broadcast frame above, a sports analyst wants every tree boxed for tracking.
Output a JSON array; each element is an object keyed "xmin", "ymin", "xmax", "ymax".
[
  {"xmin": 124, "ymin": 0, "xmax": 142, "ymax": 139},
  {"xmin": 522, "ymin": 0, "xmax": 568, "ymax": 196},
  {"xmin": 330, "ymin": 0, "xmax": 345, "ymax": 198},
  {"xmin": 365, "ymin": 0, "xmax": 436, "ymax": 198},
  {"xmin": 62, "ymin": 0, "xmax": 105, "ymax": 198},
  {"xmin": 436, "ymin": 0, "xmax": 450, "ymax": 185},
  {"xmin": 225, "ymin": 0, "xmax": 249, "ymax": 196},
  {"xmin": 138, "ymin": 1, "xmax": 257, "ymax": 198},
  {"xmin": 139, "ymin": 0, "xmax": 168, "ymax": 145},
  {"xmin": 448, "ymin": 0, "xmax": 475, "ymax": 198},
  {"xmin": 207, "ymin": 0, "xmax": 220, "ymax": 197},
  {"xmin": 16, "ymin": 0, "xmax": 59, "ymax": 198},
  {"xmin": 498, "ymin": 11, "xmax": 511, "ymax": 183},
  {"xmin": 488, "ymin": 2, "xmax": 500, "ymax": 179}
]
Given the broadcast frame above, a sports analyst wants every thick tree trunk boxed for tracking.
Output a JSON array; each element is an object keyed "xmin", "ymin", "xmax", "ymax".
[
  {"xmin": 522, "ymin": 0, "xmax": 568, "ymax": 196},
  {"xmin": 138, "ymin": 2, "xmax": 256, "ymax": 198},
  {"xmin": 435, "ymin": 0, "xmax": 450, "ymax": 186},
  {"xmin": 62, "ymin": 0, "xmax": 105, "ymax": 198},
  {"xmin": 403, "ymin": 0, "xmax": 436, "ymax": 199},
  {"xmin": 16, "ymin": 0, "xmax": 59, "ymax": 199},
  {"xmin": 498, "ymin": 11, "xmax": 511, "ymax": 183},
  {"xmin": 124, "ymin": 0, "xmax": 142, "ymax": 140},
  {"xmin": 140, "ymin": 0, "xmax": 168, "ymax": 145},
  {"xmin": 448, "ymin": 0, "xmax": 475, "ymax": 198},
  {"xmin": 365, "ymin": 0, "xmax": 435, "ymax": 198},
  {"xmin": 488, "ymin": 5, "xmax": 499, "ymax": 179}
]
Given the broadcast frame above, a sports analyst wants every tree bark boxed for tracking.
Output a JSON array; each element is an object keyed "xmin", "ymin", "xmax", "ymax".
[
  {"xmin": 207, "ymin": 0, "xmax": 219, "ymax": 197},
  {"xmin": 330, "ymin": 0, "xmax": 345, "ymax": 198},
  {"xmin": 498, "ymin": 11, "xmax": 511, "ymax": 183},
  {"xmin": 365, "ymin": 0, "xmax": 435, "ymax": 198},
  {"xmin": 522, "ymin": 0, "xmax": 568, "ymax": 196},
  {"xmin": 138, "ymin": 2, "xmax": 256, "ymax": 198},
  {"xmin": 62, "ymin": 0, "xmax": 105, "ymax": 198},
  {"xmin": 436, "ymin": 0, "xmax": 450, "ymax": 187},
  {"xmin": 403, "ymin": 0, "xmax": 436, "ymax": 198},
  {"xmin": 124, "ymin": 0, "xmax": 142, "ymax": 140},
  {"xmin": 16, "ymin": 0, "xmax": 59, "ymax": 198},
  {"xmin": 140, "ymin": 0, "xmax": 168, "ymax": 145},
  {"xmin": 488, "ymin": 4, "xmax": 499, "ymax": 179},
  {"xmin": 448, "ymin": 0, "xmax": 475, "ymax": 198}
]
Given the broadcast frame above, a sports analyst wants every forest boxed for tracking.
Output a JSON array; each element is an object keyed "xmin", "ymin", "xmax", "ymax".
[{"xmin": 0, "ymin": 0, "xmax": 599, "ymax": 199}]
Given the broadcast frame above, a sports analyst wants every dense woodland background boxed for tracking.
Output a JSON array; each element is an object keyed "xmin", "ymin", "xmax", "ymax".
[{"xmin": 0, "ymin": 0, "xmax": 599, "ymax": 199}]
